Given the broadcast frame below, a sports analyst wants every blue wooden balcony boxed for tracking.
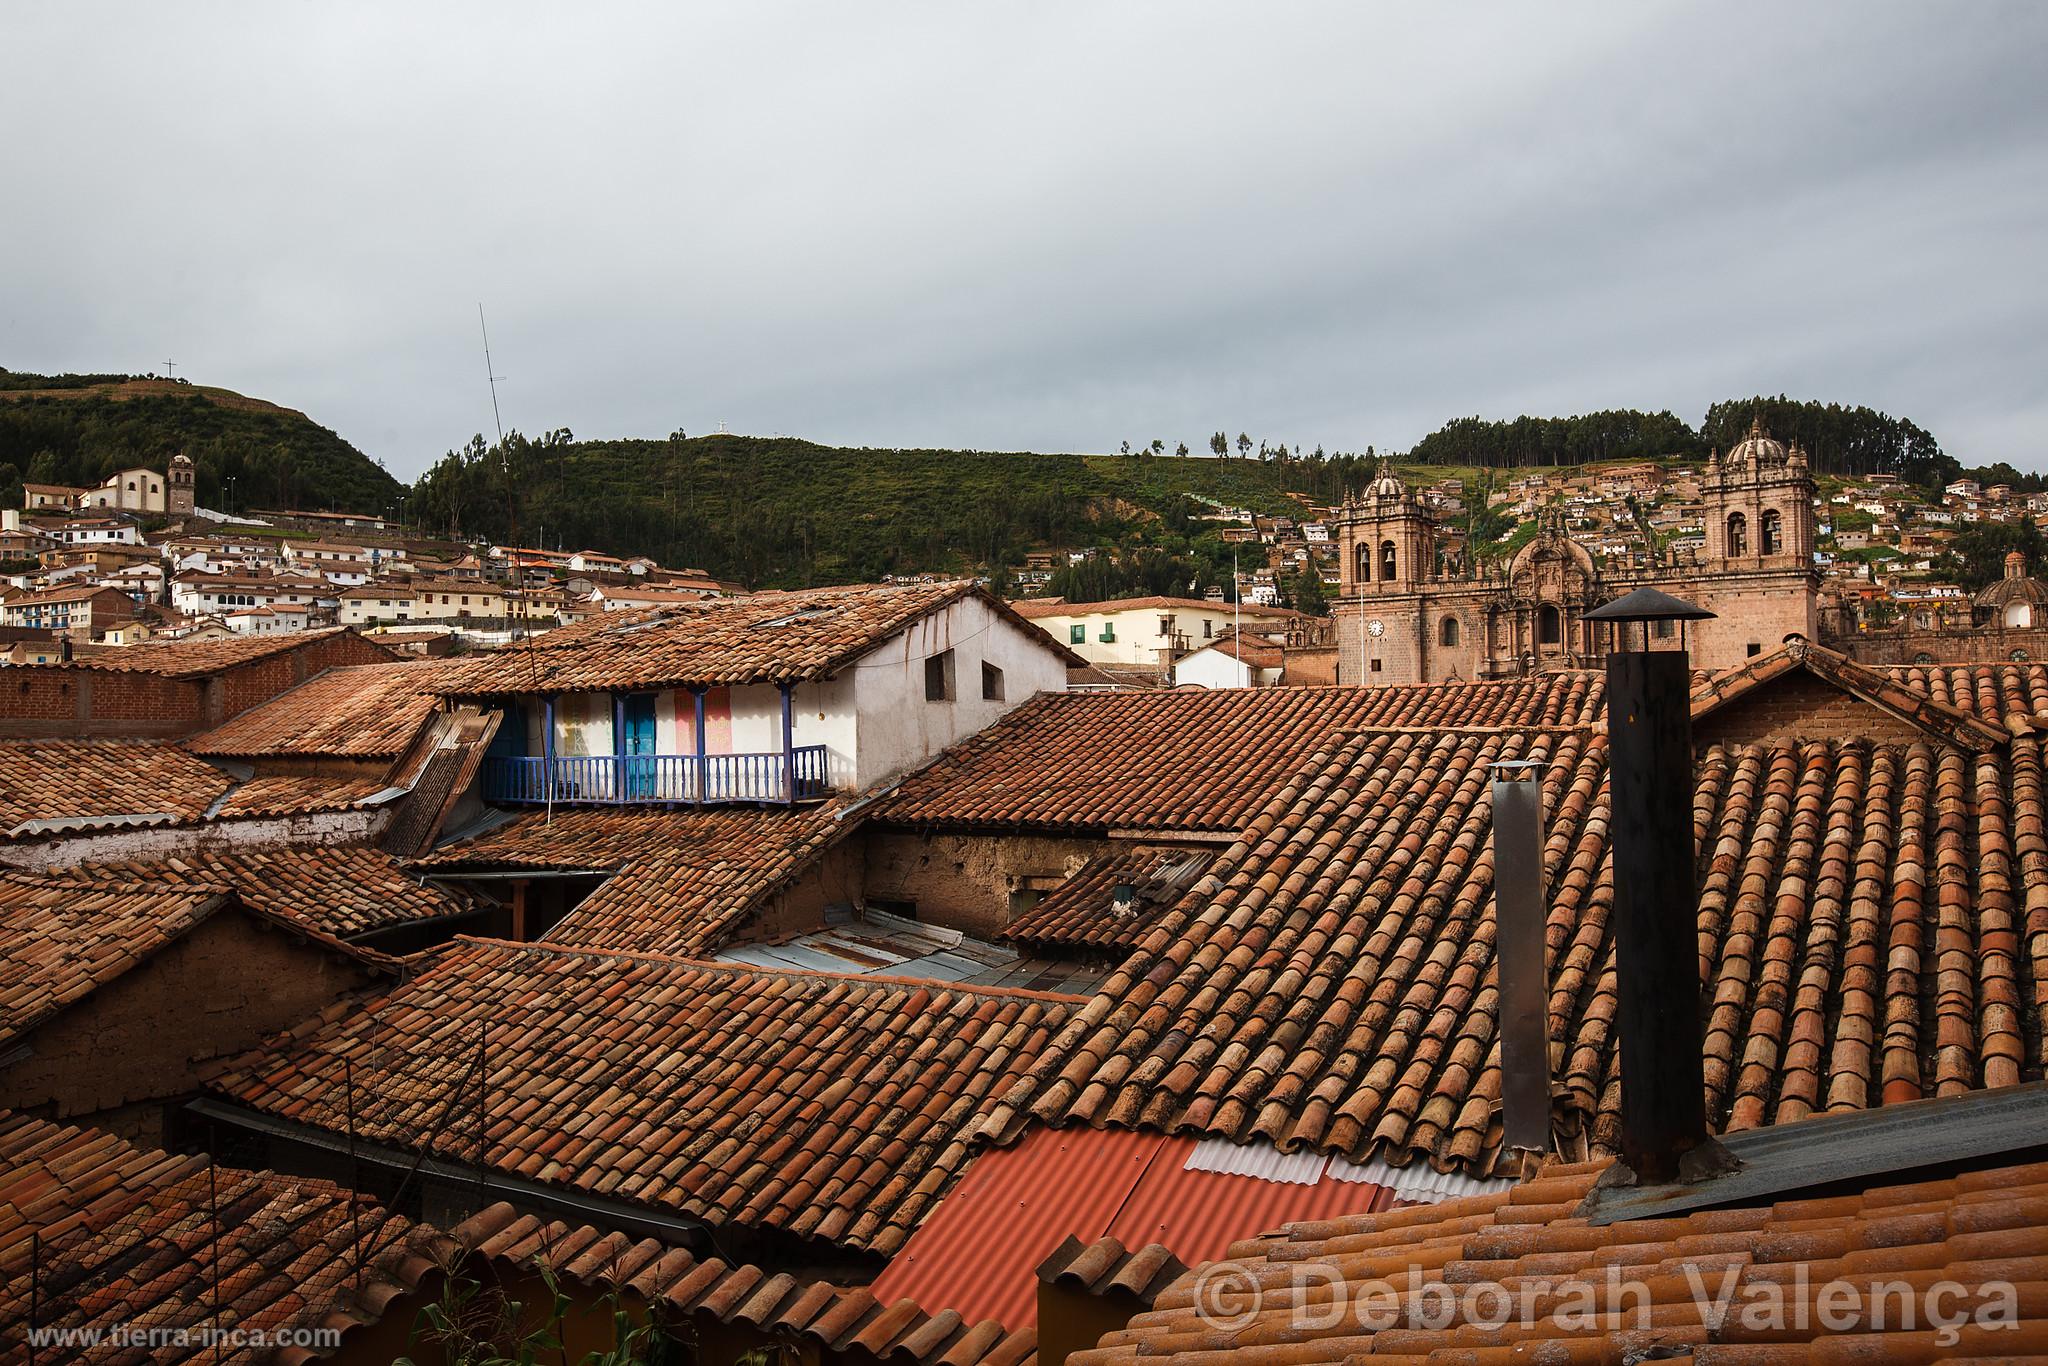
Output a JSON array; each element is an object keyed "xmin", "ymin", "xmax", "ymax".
[{"xmin": 482, "ymin": 746, "xmax": 831, "ymax": 806}]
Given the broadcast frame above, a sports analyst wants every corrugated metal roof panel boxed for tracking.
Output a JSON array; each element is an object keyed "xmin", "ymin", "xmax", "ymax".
[
  {"xmin": 1324, "ymin": 1153, "xmax": 1516, "ymax": 1203},
  {"xmin": 870, "ymin": 1126, "xmax": 1395, "ymax": 1334},
  {"xmin": 1182, "ymin": 1136, "xmax": 1329, "ymax": 1185}
]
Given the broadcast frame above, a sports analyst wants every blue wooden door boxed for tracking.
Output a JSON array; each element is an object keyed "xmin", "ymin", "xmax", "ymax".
[{"xmin": 622, "ymin": 693, "xmax": 658, "ymax": 797}]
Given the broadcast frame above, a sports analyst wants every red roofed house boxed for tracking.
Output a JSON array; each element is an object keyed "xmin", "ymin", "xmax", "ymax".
[{"xmin": 444, "ymin": 582, "xmax": 1076, "ymax": 806}]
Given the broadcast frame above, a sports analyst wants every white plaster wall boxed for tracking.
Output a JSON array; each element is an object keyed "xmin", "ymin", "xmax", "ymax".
[
  {"xmin": 553, "ymin": 693, "xmax": 613, "ymax": 757},
  {"xmin": 852, "ymin": 596, "xmax": 1068, "ymax": 789},
  {"xmin": 788, "ymin": 675, "xmax": 860, "ymax": 790},
  {"xmin": 1173, "ymin": 648, "xmax": 1252, "ymax": 689}
]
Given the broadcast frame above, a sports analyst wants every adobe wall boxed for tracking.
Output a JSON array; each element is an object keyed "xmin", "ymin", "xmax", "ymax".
[
  {"xmin": 0, "ymin": 911, "xmax": 376, "ymax": 1147},
  {"xmin": 728, "ymin": 841, "xmax": 867, "ymax": 944},
  {"xmin": 861, "ymin": 827, "xmax": 1107, "ymax": 939},
  {"xmin": 1692, "ymin": 672, "xmax": 1936, "ymax": 749}
]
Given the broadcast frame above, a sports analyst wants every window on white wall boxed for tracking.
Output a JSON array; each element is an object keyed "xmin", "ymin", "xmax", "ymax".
[
  {"xmin": 981, "ymin": 661, "xmax": 1005, "ymax": 701},
  {"xmin": 925, "ymin": 649, "xmax": 955, "ymax": 701}
]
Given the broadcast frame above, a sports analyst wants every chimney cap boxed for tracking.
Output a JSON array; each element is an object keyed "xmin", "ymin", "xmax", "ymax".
[{"xmin": 1585, "ymin": 587, "xmax": 1716, "ymax": 624}]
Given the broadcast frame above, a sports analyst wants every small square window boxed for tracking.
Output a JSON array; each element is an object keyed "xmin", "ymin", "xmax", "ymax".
[
  {"xmin": 1370, "ymin": 658, "xmax": 1384, "ymax": 672},
  {"xmin": 925, "ymin": 648, "xmax": 956, "ymax": 701},
  {"xmin": 1099, "ymin": 626, "xmax": 1116, "ymax": 643},
  {"xmin": 1746, "ymin": 642, "xmax": 1762, "ymax": 657},
  {"xmin": 1069, "ymin": 624, "xmax": 1085, "ymax": 644},
  {"xmin": 981, "ymin": 661, "xmax": 1005, "ymax": 701}
]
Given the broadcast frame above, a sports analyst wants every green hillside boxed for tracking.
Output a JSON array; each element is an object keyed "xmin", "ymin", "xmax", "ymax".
[
  {"xmin": 408, "ymin": 395, "xmax": 1987, "ymax": 594},
  {"xmin": 409, "ymin": 429, "xmax": 1380, "ymax": 592},
  {"xmin": 0, "ymin": 370, "xmax": 401, "ymax": 515}
]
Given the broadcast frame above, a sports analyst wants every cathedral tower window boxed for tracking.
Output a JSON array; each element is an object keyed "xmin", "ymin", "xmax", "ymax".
[
  {"xmin": 1761, "ymin": 509, "xmax": 1782, "ymax": 555},
  {"xmin": 1538, "ymin": 604, "xmax": 1562, "ymax": 646},
  {"xmin": 1380, "ymin": 540, "xmax": 1397, "ymax": 582},
  {"xmin": 1439, "ymin": 616, "xmax": 1459, "ymax": 647},
  {"xmin": 1727, "ymin": 512, "xmax": 1748, "ymax": 556}
]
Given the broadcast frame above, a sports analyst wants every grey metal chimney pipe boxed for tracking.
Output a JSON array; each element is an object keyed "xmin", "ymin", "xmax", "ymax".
[{"xmin": 1491, "ymin": 759, "xmax": 1551, "ymax": 1161}]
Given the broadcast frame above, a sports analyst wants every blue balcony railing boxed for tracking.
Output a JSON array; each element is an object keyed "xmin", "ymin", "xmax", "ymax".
[{"xmin": 482, "ymin": 746, "xmax": 831, "ymax": 806}]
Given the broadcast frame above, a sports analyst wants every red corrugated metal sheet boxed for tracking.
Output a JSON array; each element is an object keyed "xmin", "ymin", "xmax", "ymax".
[{"xmin": 868, "ymin": 1125, "xmax": 1393, "ymax": 1333}]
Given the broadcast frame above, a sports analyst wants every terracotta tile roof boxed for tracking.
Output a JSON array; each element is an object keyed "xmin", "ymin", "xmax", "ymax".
[
  {"xmin": 205, "ymin": 938, "xmax": 1075, "ymax": 1255},
  {"xmin": 187, "ymin": 658, "xmax": 467, "ymax": 759},
  {"xmin": 879, "ymin": 678, "xmax": 1607, "ymax": 833},
  {"xmin": 1693, "ymin": 640, "xmax": 2010, "ymax": 749},
  {"xmin": 434, "ymin": 1203, "xmax": 1039, "ymax": 1365},
  {"xmin": 1037, "ymin": 1233, "xmax": 1188, "ymax": 1304},
  {"xmin": 986, "ymin": 726, "xmax": 2048, "ymax": 1175},
  {"xmin": 438, "ymin": 581, "xmax": 1070, "ymax": 694},
  {"xmin": 46, "ymin": 625, "xmax": 386, "ymax": 677},
  {"xmin": 1882, "ymin": 659, "xmax": 2048, "ymax": 725},
  {"xmin": 417, "ymin": 804, "xmax": 857, "ymax": 956},
  {"xmin": 0, "ymin": 738, "xmax": 230, "ymax": 831},
  {"xmin": 0, "ymin": 873, "xmax": 377, "ymax": 1047},
  {"xmin": 60, "ymin": 846, "xmax": 471, "ymax": 940},
  {"xmin": 1073, "ymin": 1153, "xmax": 2048, "ymax": 1364},
  {"xmin": 0, "ymin": 1111, "xmax": 426, "ymax": 1366},
  {"xmin": 1004, "ymin": 847, "xmax": 1218, "ymax": 953},
  {"xmin": 208, "ymin": 774, "xmax": 393, "ymax": 818},
  {"xmin": 0, "ymin": 874, "xmax": 231, "ymax": 1046}
]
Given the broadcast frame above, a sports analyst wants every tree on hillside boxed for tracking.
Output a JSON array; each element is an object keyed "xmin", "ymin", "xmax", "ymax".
[
  {"xmin": 1149, "ymin": 439, "xmax": 1165, "ymax": 456},
  {"xmin": 1176, "ymin": 441, "xmax": 1189, "ymax": 458},
  {"xmin": 1210, "ymin": 431, "xmax": 1228, "ymax": 458},
  {"xmin": 1701, "ymin": 396, "xmax": 1951, "ymax": 489},
  {"xmin": 1934, "ymin": 517, "xmax": 2048, "ymax": 593},
  {"xmin": 1236, "ymin": 433, "xmax": 1252, "ymax": 459}
]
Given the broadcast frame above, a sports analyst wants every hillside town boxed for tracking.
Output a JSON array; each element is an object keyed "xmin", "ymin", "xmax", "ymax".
[
  {"xmin": 4, "ymin": 423, "xmax": 2048, "ymax": 1362},
  {"xmin": 9, "ymin": 436, "xmax": 2046, "ymax": 688}
]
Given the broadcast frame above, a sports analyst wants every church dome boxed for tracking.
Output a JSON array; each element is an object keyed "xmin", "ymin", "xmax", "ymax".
[
  {"xmin": 1724, "ymin": 415, "xmax": 1789, "ymax": 468},
  {"xmin": 1975, "ymin": 551, "xmax": 2048, "ymax": 616},
  {"xmin": 1368, "ymin": 459, "xmax": 1406, "ymax": 501}
]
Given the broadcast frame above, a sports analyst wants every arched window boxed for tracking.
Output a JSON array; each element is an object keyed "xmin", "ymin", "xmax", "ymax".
[
  {"xmin": 1380, "ymin": 540, "xmax": 1397, "ymax": 582},
  {"xmin": 1761, "ymin": 509, "xmax": 1782, "ymax": 555},
  {"xmin": 1355, "ymin": 542, "xmax": 1372, "ymax": 584},
  {"xmin": 2005, "ymin": 602, "xmax": 2032, "ymax": 629},
  {"xmin": 1538, "ymin": 604, "xmax": 1562, "ymax": 646},
  {"xmin": 1727, "ymin": 512, "xmax": 1748, "ymax": 557},
  {"xmin": 1439, "ymin": 616, "xmax": 1459, "ymax": 647},
  {"xmin": 1914, "ymin": 610, "xmax": 1933, "ymax": 631},
  {"xmin": 2013, "ymin": 649, "xmax": 2032, "ymax": 662}
]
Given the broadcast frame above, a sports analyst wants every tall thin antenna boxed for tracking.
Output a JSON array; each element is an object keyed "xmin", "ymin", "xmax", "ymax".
[{"xmin": 478, "ymin": 304, "xmax": 506, "ymax": 446}]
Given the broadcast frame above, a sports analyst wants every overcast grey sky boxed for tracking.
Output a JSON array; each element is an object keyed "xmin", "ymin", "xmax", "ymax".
[{"xmin": 4, "ymin": 4, "xmax": 2044, "ymax": 479}]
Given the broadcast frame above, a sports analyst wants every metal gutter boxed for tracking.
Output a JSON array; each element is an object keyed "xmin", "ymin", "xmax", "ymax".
[{"xmin": 182, "ymin": 1096, "xmax": 720, "ymax": 1253}]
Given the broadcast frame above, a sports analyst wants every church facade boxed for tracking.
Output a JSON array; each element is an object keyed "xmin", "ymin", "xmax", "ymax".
[{"xmin": 1332, "ymin": 421, "xmax": 1821, "ymax": 684}]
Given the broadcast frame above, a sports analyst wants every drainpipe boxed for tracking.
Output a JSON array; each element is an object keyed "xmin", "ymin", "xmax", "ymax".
[
  {"xmin": 1490, "ymin": 759, "xmax": 1550, "ymax": 1164},
  {"xmin": 780, "ymin": 682, "xmax": 795, "ymax": 804},
  {"xmin": 692, "ymin": 687, "xmax": 707, "ymax": 805},
  {"xmin": 542, "ymin": 695, "xmax": 556, "ymax": 821}
]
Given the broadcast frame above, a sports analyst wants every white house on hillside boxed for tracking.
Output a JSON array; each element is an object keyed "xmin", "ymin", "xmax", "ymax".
[{"xmin": 1011, "ymin": 595, "xmax": 1296, "ymax": 668}]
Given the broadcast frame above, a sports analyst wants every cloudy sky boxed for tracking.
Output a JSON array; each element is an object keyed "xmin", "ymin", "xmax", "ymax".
[{"xmin": 4, "ymin": 4, "xmax": 2044, "ymax": 479}]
